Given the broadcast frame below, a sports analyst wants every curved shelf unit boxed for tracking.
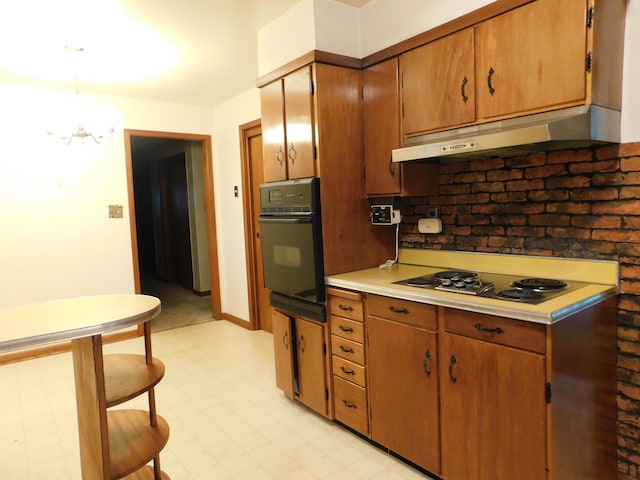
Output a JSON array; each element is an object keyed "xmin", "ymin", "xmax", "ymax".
[
  {"xmin": 104, "ymin": 354, "xmax": 165, "ymax": 408},
  {"xmin": 122, "ymin": 466, "xmax": 171, "ymax": 480},
  {"xmin": 108, "ymin": 410, "xmax": 170, "ymax": 479}
]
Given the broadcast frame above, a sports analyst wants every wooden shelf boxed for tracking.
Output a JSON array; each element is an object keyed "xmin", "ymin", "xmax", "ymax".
[
  {"xmin": 108, "ymin": 409, "xmax": 170, "ymax": 479},
  {"xmin": 104, "ymin": 354, "xmax": 165, "ymax": 408},
  {"xmin": 121, "ymin": 465, "xmax": 171, "ymax": 479}
]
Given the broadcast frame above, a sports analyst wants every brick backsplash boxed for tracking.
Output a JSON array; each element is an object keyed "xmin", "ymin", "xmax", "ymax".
[{"xmin": 399, "ymin": 142, "xmax": 640, "ymax": 479}]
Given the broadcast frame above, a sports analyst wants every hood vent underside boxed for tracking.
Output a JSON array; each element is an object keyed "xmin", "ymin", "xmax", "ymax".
[{"xmin": 392, "ymin": 105, "xmax": 621, "ymax": 163}]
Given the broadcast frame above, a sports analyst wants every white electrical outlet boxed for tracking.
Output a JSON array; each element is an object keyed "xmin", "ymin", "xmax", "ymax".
[{"xmin": 418, "ymin": 218, "xmax": 442, "ymax": 233}]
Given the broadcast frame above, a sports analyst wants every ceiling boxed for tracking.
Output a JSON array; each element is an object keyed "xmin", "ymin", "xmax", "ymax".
[{"xmin": 0, "ymin": 0, "xmax": 371, "ymax": 107}]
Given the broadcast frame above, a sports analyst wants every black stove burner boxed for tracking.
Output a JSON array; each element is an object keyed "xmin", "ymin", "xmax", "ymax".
[
  {"xmin": 406, "ymin": 276, "xmax": 439, "ymax": 287},
  {"xmin": 513, "ymin": 278, "xmax": 567, "ymax": 291},
  {"xmin": 434, "ymin": 271, "xmax": 477, "ymax": 280},
  {"xmin": 498, "ymin": 289, "xmax": 544, "ymax": 301}
]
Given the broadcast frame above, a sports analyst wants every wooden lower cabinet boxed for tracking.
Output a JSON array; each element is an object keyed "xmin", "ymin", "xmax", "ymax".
[
  {"xmin": 367, "ymin": 295, "xmax": 441, "ymax": 474},
  {"xmin": 440, "ymin": 332, "xmax": 547, "ymax": 480},
  {"xmin": 271, "ymin": 309, "xmax": 330, "ymax": 416}
]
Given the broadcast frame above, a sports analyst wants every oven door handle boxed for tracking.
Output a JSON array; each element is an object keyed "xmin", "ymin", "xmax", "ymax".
[{"xmin": 258, "ymin": 216, "xmax": 313, "ymax": 224}]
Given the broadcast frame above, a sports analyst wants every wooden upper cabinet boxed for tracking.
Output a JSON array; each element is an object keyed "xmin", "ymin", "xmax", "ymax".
[
  {"xmin": 401, "ymin": 28, "xmax": 476, "ymax": 136},
  {"xmin": 475, "ymin": 0, "xmax": 588, "ymax": 121},
  {"xmin": 363, "ymin": 58, "xmax": 401, "ymax": 195},
  {"xmin": 260, "ymin": 66, "xmax": 315, "ymax": 183},
  {"xmin": 364, "ymin": 57, "xmax": 440, "ymax": 197}
]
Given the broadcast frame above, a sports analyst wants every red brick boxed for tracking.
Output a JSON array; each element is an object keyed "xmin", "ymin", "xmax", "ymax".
[
  {"xmin": 571, "ymin": 216, "xmax": 622, "ymax": 229},
  {"xmin": 505, "ymin": 203, "xmax": 545, "ymax": 215},
  {"xmin": 546, "ymin": 202, "xmax": 591, "ymax": 214},
  {"xmin": 472, "ymin": 204, "xmax": 505, "ymax": 215},
  {"xmin": 457, "ymin": 214, "xmax": 490, "ymax": 225},
  {"xmin": 548, "ymin": 148, "xmax": 593, "ymax": 163},
  {"xmin": 449, "ymin": 226, "xmax": 472, "ymax": 235},
  {"xmin": 472, "ymin": 225, "xmax": 506, "ymax": 236},
  {"xmin": 593, "ymin": 230, "xmax": 640, "ymax": 243},
  {"xmin": 491, "ymin": 191, "xmax": 528, "ymax": 203},
  {"xmin": 487, "ymin": 169, "xmax": 523, "ymax": 181},
  {"xmin": 546, "ymin": 227, "xmax": 592, "ymax": 239},
  {"xmin": 621, "ymin": 186, "xmax": 640, "ymax": 199},
  {"xmin": 455, "ymin": 171, "xmax": 486, "ymax": 183},
  {"xmin": 441, "ymin": 183, "xmax": 470, "ymax": 195},
  {"xmin": 456, "ymin": 235, "xmax": 488, "ymax": 247},
  {"xmin": 488, "ymin": 236, "xmax": 524, "ymax": 248},
  {"xmin": 472, "ymin": 182, "xmax": 505, "ymax": 193},
  {"xmin": 506, "ymin": 179, "xmax": 545, "ymax": 191},
  {"xmin": 506, "ymin": 152, "xmax": 546, "ymax": 167},
  {"xmin": 527, "ymin": 190, "xmax": 570, "ymax": 202},
  {"xmin": 621, "ymin": 265, "xmax": 640, "ymax": 282},
  {"xmin": 546, "ymin": 175, "xmax": 590, "ymax": 189},
  {"xmin": 489, "ymin": 215, "xmax": 527, "ymax": 226},
  {"xmin": 571, "ymin": 188, "xmax": 619, "ymax": 201},
  {"xmin": 439, "ymin": 173, "xmax": 455, "ymax": 184},
  {"xmin": 455, "ymin": 193, "xmax": 491, "ymax": 204},
  {"xmin": 621, "ymin": 156, "xmax": 640, "ymax": 172},
  {"xmin": 593, "ymin": 200, "xmax": 640, "ymax": 215},
  {"xmin": 528, "ymin": 214, "xmax": 571, "ymax": 226},
  {"xmin": 624, "ymin": 217, "xmax": 640, "ymax": 230},
  {"xmin": 569, "ymin": 159, "xmax": 619, "ymax": 174},
  {"xmin": 506, "ymin": 226, "xmax": 546, "ymax": 237},
  {"xmin": 525, "ymin": 164, "xmax": 567, "ymax": 179}
]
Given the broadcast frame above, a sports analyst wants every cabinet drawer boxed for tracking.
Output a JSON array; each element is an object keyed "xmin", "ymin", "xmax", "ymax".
[
  {"xmin": 333, "ymin": 376, "xmax": 368, "ymax": 435},
  {"xmin": 329, "ymin": 296, "xmax": 364, "ymax": 322},
  {"xmin": 333, "ymin": 356, "xmax": 366, "ymax": 387},
  {"xmin": 331, "ymin": 335, "xmax": 365, "ymax": 364},
  {"xmin": 444, "ymin": 309, "xmax": 546, "ymax": 354},
  {"xmin": 331, "ymin": 316, "xmax": 365, "ymax": 343},
  {"xmin": 367, "ymin": 294, "xmax": 437, "ymax": 330}
]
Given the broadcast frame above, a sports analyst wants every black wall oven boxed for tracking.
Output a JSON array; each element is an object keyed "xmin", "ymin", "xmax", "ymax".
[{"xmin": 259, "ymin": 177, "xmax": 325, "ymax": 321}]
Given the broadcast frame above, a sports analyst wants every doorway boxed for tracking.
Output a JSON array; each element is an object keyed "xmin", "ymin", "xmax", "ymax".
[
  {"xmin": 239, "ymin": 120, "xmax": 272, "ymax": 332},
  {"xmin": 124, "ymin": 130, "xmax": 222, "ymax": 330}
]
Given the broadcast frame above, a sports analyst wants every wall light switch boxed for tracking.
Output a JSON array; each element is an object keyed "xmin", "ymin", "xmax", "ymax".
[{"xmin": 109, "ymin": 205, "xmax": 124, "ymax": 219}]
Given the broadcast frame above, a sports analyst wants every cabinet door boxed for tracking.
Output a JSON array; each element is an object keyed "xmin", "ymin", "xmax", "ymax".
[
  {"xmin": 401, "ymin": 28, "xmax": 475, "ymax": 136},
  {"xmin": 260, "ymin": 79, "xmax": 287, "ymax": 183},
  {"xmin": 363, "ymin": 58, "xmax": 402, "ymax": 195},
  {"xmin": 296, "ymin": 317, "xmax": 327, "ymax": 415},
  {"xmin": 272, "ymin": 310, "xmax": 294, "ymax": 399},
  {"xmin": 475, "ymin": 0, "xmax": 588, "ymax": 120},
  {"xmin": 441, "ymin": 333, "xmax": 547, "ymax": 480},
  {"xmin": 284, "ymin": 66, "xmax": 315, "ymax": 180},
  {"xmin": 368, "ymin": 316, "xmax": 441, "ymax": 474}
]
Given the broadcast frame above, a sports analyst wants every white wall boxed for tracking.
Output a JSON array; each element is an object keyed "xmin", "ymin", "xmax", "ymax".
[
  {"xmin": 0, "ymin": 82, "xmax": 214, "ymax": 308},
  {"xmin": 212, "ymin": 88, "xmax": 262, "ymax": 322}
]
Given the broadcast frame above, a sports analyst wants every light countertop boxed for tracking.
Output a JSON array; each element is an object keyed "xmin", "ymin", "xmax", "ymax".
[{"xmin": 326, "ymin": 250, "xmax": 618, "ymax": 324}]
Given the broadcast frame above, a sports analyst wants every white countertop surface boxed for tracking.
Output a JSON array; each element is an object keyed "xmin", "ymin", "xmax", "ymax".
[
  {"xmin": 0, "ymin": 294, "xmax": 161, "ymax": 354},
  {"xmin": 326, "ymin": 259, "xmax": 617, "ymax": 324}
]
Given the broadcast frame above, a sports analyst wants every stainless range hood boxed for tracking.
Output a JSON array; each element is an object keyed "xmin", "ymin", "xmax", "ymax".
[{"xmin": 392, "ymin": 105, "xmax": 621, "ymax": 162}]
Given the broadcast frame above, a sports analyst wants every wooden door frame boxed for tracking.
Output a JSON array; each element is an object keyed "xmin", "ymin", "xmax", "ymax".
[
  {"xmin": 124, "ymin": 129, "xmax": 222, "ymax": 320},
  {"xmin": 239, "ymin": 119, "xmax": 262, "ymax": 330}
]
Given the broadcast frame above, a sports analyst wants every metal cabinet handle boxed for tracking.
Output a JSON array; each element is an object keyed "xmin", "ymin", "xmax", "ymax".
[
  {"xmin": 288, "ymin": 143, "xmax": 297, "ymax": 163},
  {"xmin": 487, "ymin": 67, "xmax": 496, "ymax": 96},
  {"xmin": 340, "ymin": 345, "xmax": 355, "ymax": 354},
  {"xmin": 461, "ymin": 76, "xmax": 469, "ymax": 103},
  {"xmin": 341, "ymin": 366, "xmax": 356, "ymax": 375},
  {"xmin": 389, "ymin": 157, "xmax": 395, "ymax": 177},
  {"xmin": 449, "ymin": 355, "xmax": 457, "ymax": 384},
  {"xmin": 339, "ymin": 325, "xmax": 354, "ymax": 333},
  {"xmin": 475, "ymin": 323, "xmax": 504, "ymax": 335},
  {"xmin": 282, "ymin": 331, "xmax": 289, "ymax": 350},
  {"xmin": 423, "ymin": 349, "xmax": 432, "ymax": 377},
  {"xmin": 338, "ymin": 304, "xmax": 353, "ymax": 312},
  {"xmin": 276, "ymin": 145, "xmax": 284, "ymax": 166},
  {"xmin": 342, "ymin": 400, "xmax": 357, "ymax": 409},
  {"xmin": 389, "ymin": 306, "xmax": 409, "ymax": 315},
  {"xmin": 299, "ymin": 334, "xmax": 306, "ymax": 353}
]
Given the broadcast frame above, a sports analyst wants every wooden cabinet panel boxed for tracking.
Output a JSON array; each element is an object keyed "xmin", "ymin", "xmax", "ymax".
[
  {"xmin": 367, "ymin": 294, "xmax": 437, "ymax": 330},
  {"xmin": 440, "ymin": 332, "xmax": 547, "ymax": 480},
  {"xmin": 401, "ymin": 28, "xmax": 476, "ymax": 136},
  {"xmin": 333, "ymin": 376, "xmax": 368, "ymax": 434},
  {"xmin": 475, "ymin": 0, "xmax": 588, "ymax": 120},
  {"xmin": 272, "ymin": 310, "xmax": 294, "ymax": 399},
  {"xmin": 330, "ymin": 316, "xmax": 364, "ymax": 343},
  {"xmin": 260, "ymin": 79, "xmax": 287, "ymax": 183},
  {"xmin": 368, "ymin": 315, "xmax": 440, "ymax": 473},
  {"xmin": 444, "ymin": 308, "xmax": 546, "ymax": 354},
  {"xmin": 296, "ymin": 317, "xmax": 327, "ymax": 415},
  {"xmin": 332, "ymin": 356, "xmax": 366, "ymax": 387},
  {"xmin": 331, "ymin": 335, "xmax": 365, "ymax": 364},
  {"xmin": 284, "ymin": 66, "xmax": 315, "ymax": 179}
]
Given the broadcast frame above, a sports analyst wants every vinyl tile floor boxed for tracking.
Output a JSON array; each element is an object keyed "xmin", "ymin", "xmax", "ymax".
[{"xmin": 0, "ymin": 318, "xmax": 437, "ymax": 480}]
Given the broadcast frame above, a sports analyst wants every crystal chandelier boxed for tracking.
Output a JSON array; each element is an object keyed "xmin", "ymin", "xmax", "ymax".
[{"xmin": 47, "ymin": 46, "xmax": 115, "ymax": 145}]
